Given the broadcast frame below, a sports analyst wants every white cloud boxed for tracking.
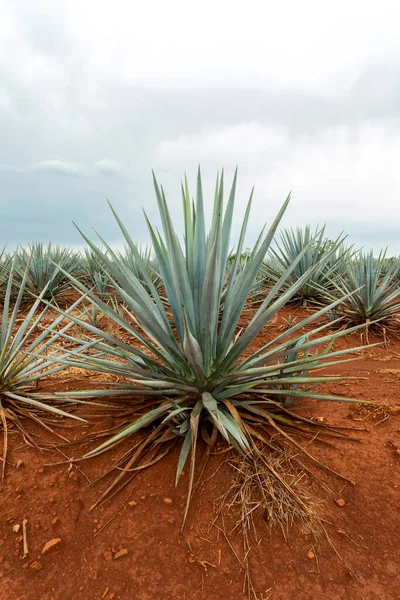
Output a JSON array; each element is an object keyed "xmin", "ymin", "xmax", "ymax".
[
  {"xmin": 0, "ymin": 164, "xmax": 22, "ymax": 172},
  {"xmin": 31, "ymin": 160, "xmax": 87, "ymax": 176},
  {"xmin": 61, "ymin": 0, "xmax": 400, "ymax": 96},
  {"xmin": 95, "ymin": 159, "xmax": 122, "ymax": 176},
  {"xmin": 157, "ymin": 120, "xmax": 400, "ymax": 248},
  {"xmin": 159, "ymin": 123, "xmax": 288, "ymax": 164}
]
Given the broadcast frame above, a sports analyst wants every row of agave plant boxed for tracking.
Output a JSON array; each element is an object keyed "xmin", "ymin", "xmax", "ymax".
[
  {"xmin": 0, "ymin": 241, "xmax": 162, "ymax": 305},
  {"xmin": 2, "ymin": 221, "xmax": 400, "ymax": 332},
  {"xmin": 0, "ymin": 169, "xmax": 393, "ymax": 526}
]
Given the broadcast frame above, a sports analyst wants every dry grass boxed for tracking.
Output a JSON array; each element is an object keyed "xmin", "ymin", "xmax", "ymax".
[{"xmin": 212, "ymin": 445, "xmax": 324, "ymax": 598}]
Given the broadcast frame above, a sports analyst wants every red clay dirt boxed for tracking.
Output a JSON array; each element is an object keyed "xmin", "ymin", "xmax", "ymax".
[{"xmin": 1, "ymin": 308, "xmax": 400, "ymax": 600}]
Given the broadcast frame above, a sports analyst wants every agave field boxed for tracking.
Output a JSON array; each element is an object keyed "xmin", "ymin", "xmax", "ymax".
[{"xmin": 0, "ymin": 171, "xmax": 399, "ymax": 600}]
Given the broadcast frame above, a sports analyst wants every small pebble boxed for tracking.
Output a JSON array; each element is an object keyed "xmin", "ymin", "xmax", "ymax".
[{"xmin": 114, "ymin": 548, "xmax": 128, "ymax": 560}]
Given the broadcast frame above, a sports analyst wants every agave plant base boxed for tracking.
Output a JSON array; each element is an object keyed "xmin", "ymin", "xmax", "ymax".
[{"xmin": 60, "ymin": 390, "xmax": 360, "ymax": 531}]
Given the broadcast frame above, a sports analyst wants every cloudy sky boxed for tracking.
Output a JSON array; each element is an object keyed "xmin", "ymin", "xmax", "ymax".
[{"xmin": 1, "ymin": 0, "xmax": 400, "ymax": 254}]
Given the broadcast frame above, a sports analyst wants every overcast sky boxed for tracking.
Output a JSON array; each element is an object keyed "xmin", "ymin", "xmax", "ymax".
[{"xmin": 1, "ymin": 0, "xmax": 400, "ymax": 254}]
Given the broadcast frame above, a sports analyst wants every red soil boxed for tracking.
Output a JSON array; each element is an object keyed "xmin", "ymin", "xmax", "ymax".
[{"xmin": 1, "ymin": 309, "xmax": 400, "ymax": 600}]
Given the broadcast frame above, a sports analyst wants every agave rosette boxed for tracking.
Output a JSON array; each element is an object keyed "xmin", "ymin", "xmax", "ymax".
[
  {"xmin": 262, "ymin": 225, "xmax": 353, "ymax": 305},
  {"xmin": 46, "ymin": 169, "xmax": 373, "ymax": 516},
  {"xmin": 325, "ymin": 249, "xmax": 400, "ymax": 330},
  {"xmin": 12, "ymin": 242, "xmax": 82, "ymax": 303},
  {"xmin": 0, "ymin": 257, "xmax": 93, "ymax": 477}
]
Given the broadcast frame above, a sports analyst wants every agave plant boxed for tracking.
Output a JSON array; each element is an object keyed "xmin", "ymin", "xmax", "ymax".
[
  {"xmin": 262, "ymin": 225, "xmax": 352, "ymax": 305},
  {"xmin": 79, "ymin": 248, "xmax": 112, "ymax": 299},
  {"xmin": 325, "ymin": 250, "xmax": 400, "ymax": 334},
  {"xmin": 117, "ymin": 243, "xmax": 162, "ymax": 294},
  {"xmin": 12, "ymin": 242, "xmax": 81, "ymax": 303},
  {"xmin": 0, "ymin": 257, "xmax": 92, "ymax": 478},
  {"xmin": 50, "ymin": 170, "xmax": 369, "ymax": 523}
]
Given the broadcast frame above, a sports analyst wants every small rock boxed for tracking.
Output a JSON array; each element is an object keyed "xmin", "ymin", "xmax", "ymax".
[
  {"xmin": 307, "ymin": 551, "xmax": 315, "ymax": 559},
  {"xmin": 163, "ymin": 498, "xmax": 173, "ymax": 504},
  {"xmin": 30, "ymin": 561, "xmax": 43, "ymax": 571},
  {"xmin": 16, "ymin": 460, "xmax": 24, "ymax": 469},
  {"xmin": 114, "ymin": 548, "xmax": 128, "ymax": 560},
  {"xmin": 13, "ymin": 524, "xmax": 20, "ymax": 533},
  {"xmin": 41, "ymin": 538, "xmax": 61, "ymax": 554},
  {"xmin": 128, "ymin": 501, "xmax": 137, "ymax": 507},
  {"xmin": 335, "ymin": 498, "xmax": 346, "ymax": 507},
  {"xmin": 51, "ymin": 517, "xmax": 60, "ymax": 527}
]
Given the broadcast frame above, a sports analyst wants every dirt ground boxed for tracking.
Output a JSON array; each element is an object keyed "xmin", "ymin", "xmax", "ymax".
[{"xmin": 0, "ymin": 308, "xmax": 399, "ymax": 600}]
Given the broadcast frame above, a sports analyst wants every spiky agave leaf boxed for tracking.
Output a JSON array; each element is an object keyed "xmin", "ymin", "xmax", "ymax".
[
  {"xmin": 50, "ymin": 169, "xmax": 370, "ymax": 522},
  {"xmin": 0, "ymin": 256, "xmax": 91, "ymax": 478}
]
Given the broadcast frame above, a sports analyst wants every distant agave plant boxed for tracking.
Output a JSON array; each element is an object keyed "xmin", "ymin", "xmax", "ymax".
[
  {"xmin": 0, "ymin": 257, "xmax": 89, "ymax": 477},
  {"xmin": 117, "ymin": 243, "xmax": 162, "ymax": 293},
  {"xmin": 262, "ymin": 225, "xmax": 352, "ymax": 305},
  {"xmin": 325, "ymin": 250, "xmax": 400, "ymax": 333},
  {"xmin": 51, "ymin": 170, "xmax": 369, "ymax": 524},
  {"xmin": 12, "ymin": 242, "xmax": 81, "ymax": 303},
  {"xmin": 80, "ymin": 248, "xmax": 112, "ymax": 299}
]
